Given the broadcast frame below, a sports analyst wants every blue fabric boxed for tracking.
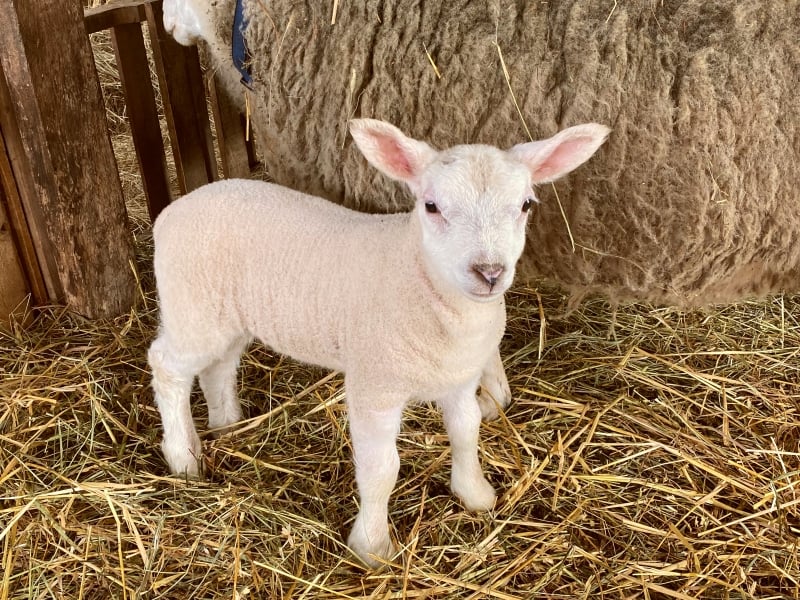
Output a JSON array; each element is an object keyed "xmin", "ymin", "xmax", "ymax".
[{"xmin": 232, "ymin": 0, "xmax": 252, "ymax": 88}]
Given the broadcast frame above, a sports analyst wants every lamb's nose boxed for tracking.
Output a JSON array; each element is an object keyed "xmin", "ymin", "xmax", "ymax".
[{"xmin": 472, "ymin": 263, "xmax": 505, "ymax": 288}]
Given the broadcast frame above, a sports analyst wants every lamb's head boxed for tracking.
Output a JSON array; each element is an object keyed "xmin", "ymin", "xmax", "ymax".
[{"xmin": 349, "ymin": 119, "xmax": 610, "ymax": 302}]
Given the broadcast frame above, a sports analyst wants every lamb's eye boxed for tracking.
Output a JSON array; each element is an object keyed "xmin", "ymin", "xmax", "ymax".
[
  {"xmin": 425, "ymin": 201, "xmax": 439, "ymax": 214},
  {"xmin": 522, "ymin": 197, "xmax": 534, "ymax": 212}
]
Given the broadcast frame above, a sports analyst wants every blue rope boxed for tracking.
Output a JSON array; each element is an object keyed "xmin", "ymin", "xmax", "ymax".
[{"xmin": 232, "ymin": 0, "xmax": 253, "ymax": 88}]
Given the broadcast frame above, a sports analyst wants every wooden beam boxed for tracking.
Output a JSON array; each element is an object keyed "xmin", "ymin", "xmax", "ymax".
[
  {"xmin": 111, "ymin": 21, "xmax": 172, "ymax": 222},
  {"xmin": 146, "ymin": 1, "xmax": 218, "ymax": 194},
  {"xmin": 84, "ymin": 0, "xmax": 150, "ymax": 35},
  {"xmin": 209, "ymin": 75, "xmax": 252, "ymax": 179},
  {"xmin": 0, "ymin": 44, "xmax": 62, "ymax": 302},
  {"xmin": 0, "ymin": 0, "xmax": 137, "ymax": 318},
  {"xmin": 0, "ymin": 77, "xmax": 49, "ymax": 305},
  {"xmin": 0, "ymin": 156, "xmax": 31, "ymax": 328}
]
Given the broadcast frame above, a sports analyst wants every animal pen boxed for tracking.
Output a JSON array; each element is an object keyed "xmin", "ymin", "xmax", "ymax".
[
  {"xmin": 1, "ymin": 0, "xmax": 799, "ymax": 598},
  {"xmin": 0, "ymin": 0, "xmax": 255, "ymax": 323}
]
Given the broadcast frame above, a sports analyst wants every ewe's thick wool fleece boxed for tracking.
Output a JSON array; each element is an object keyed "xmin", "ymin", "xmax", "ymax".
[{"xmin": 232, "ymin": 0, "xmax": 800, "ymax": 306}]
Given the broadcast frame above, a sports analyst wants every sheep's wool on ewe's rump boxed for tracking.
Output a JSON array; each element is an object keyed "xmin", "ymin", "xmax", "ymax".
[{"xmin": 206, "ymin": 0, "xmax": 800, "ymax": 308}]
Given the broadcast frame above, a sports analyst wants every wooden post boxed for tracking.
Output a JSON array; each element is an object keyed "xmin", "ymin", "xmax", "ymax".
[
  {"xmin": 209, "ymin": 75, "xmax": 252, "ymax": 179},
  {"xmin": 111, "ymin": 21, "xmax": 173, "ymax": 221},
  {"xmin": 146, "ymin": 1, "xmax": 218, "ymax": 194},
  {"xmin": 0, "ymin": 154, "xmax": 30, "ymax": 326},
  {"xmin": 0, "ymin": 0, "xmax": 136, "ymax": 318},
  {"xmin": 0, "ymin": 98, "xmax": 47, "ymax": 308},
  {"xmin": 0, "ymin": 61, "xmax": 61, "ymax": 302}
]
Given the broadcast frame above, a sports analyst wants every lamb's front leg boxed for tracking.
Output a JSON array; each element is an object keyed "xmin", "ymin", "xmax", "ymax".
[
  {"xmin": 346, "ymin": 399, "xmax": 404, "ymax": 568},
  {"xmin": 476, "ymin": 346, "xmax": 512, "ymax": 421},
  {"xmin": 199, "ymin": 337, "xmax": 249, "ymax": 435},
  {"xmin": 438, "ymin": 383, "xmax": 497, "ymax": 511}
]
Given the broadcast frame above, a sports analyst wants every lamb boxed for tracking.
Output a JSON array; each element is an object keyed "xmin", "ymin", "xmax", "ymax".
[
  {"xmin": 148, "ymin": 118, "xmax": 609, "ymax": 566},
  {"xmin": 162, "ymin": 0, "xmax": 800, "ymax": 308}
]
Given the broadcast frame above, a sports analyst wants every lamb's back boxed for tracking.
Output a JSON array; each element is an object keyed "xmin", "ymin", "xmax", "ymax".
[{"xmin": 153, "ymin": 179, "xmax": 410, "ymax": 369}]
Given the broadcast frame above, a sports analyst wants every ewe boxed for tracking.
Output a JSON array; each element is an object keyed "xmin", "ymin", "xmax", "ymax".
[
  {"xmin": 149, "ymin": 118, "xmax": 609, "ymax": 566},
  {"xmin": 162, "ymin": 0, "xmax": 800, "ymax": 307}
]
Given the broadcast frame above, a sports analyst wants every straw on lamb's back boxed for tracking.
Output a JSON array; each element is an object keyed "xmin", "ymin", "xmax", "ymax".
[{"xmin": 211, "ymin": 0, "xmax": 800, "ymax": 307}]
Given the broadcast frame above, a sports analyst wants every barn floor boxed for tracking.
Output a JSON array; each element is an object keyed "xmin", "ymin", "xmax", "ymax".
[
  {"xmin": 2, "ymin": 226, "xmax": 799, "ymax": 598},
  {"xmin": 1, "ymin": 18, "xmax": 799, "ymax": 600}
]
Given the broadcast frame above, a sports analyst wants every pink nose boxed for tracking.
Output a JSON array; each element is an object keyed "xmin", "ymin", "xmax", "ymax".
[{"xmin": 472, "ymin": 263, "xmax": 505, "ymax": 288}]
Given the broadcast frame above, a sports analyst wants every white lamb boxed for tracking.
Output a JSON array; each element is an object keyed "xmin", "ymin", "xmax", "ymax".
[{"xmin": 148, "ymin": 118, "xmax": 609, "ymax": 566}]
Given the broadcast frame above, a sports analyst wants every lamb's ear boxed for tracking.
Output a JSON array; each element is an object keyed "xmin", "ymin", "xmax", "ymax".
[
  {"xmin": 349, "ymin": 119, "xmax": 438, "ymax": 186},
  {"xmin": 509, "ymin": 124, "xmax": 610, "ymax": 184}
]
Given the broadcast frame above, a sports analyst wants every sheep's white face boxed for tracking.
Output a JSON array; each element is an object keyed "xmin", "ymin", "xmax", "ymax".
[
  {"xmin": 416, "ymin": 147, "xmax": 533, "ymax": 302},
  {"xmin": 349, "ymin": 118, "xmax": 609, "ymax": 303},
  {"xmin": 162, "ymin": 0, "xmax": 213, "ymax": 46}
]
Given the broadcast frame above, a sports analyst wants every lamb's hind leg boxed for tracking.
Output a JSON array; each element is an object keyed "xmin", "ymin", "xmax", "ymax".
[
  {"xmin": 199, "ymin": 336, "xmax": 249, "ymax": 435},
  {"xmin": 476, "ymin": 346, "xmax": 512, "ymax": 421},
  {"xmin": 148, "ymin": 335, "xmax": 207, "ymax": 477}
]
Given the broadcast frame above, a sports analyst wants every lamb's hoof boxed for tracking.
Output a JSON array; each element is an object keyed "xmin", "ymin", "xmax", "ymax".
[
  {"xmin": 208, "ymin": 417, "xmax": 242, "ymax": 439},
  {"xmin": 208, "ymin": 404, "xmax": 243, "ymax": 438},
  {"xmin": 452, "ymin": 474, "xmax": 496, "ymax": 512},
  {"xmin": 477, "ymin": 379, "xmax": 511, "ymax": 421},
  {"xmin": 347, "ymin": 524, "xmax": 396, "ymax": 569},
  {"xmin": 162, "ymin": 436, "xmax": 203, "ymax": 479}
]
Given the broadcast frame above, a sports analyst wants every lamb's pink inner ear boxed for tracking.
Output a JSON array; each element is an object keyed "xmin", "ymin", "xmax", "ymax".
[
  {"xmin": 372, "ymin": 133, "xmax": 416, "ymax": 180},
  {"xmin": 511, "ymin": 123, "xmax": 610, "ymax": 184},
  {"xmin": 532, "ymin": 137, "xmax": 596, "ymax": 182},
  {"xmin": 351, "ymin": 119, "xmax": 438, "ymax": 186}
]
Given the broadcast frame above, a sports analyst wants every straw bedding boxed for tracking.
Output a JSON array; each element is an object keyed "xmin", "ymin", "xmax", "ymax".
[
  {"xmin": 1, "ymin": 6, "xmax": 799, "ymax": 599},
  {"xmin": 3, "ymin": 249, "xmax": 800, "ymax": 598}
]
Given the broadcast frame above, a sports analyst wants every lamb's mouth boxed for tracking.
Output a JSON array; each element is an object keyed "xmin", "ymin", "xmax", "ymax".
[{"xmin": 467, "ymin": 288, "xmax": 506, "ymax": 302}]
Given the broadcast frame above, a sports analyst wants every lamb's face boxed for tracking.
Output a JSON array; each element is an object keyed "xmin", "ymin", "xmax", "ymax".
[
  {"xmin": 349, "ymin": 118, "xmax": 609, "ymax": 302},
  {"xmin": 416, "ymin": 146, "xmax": 533, "ymax": 302}
]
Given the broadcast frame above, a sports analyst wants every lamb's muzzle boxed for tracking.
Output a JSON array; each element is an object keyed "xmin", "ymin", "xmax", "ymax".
[{"xmin": 473, "ymin": 263, "xmax": 505, "ymax": 290}]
